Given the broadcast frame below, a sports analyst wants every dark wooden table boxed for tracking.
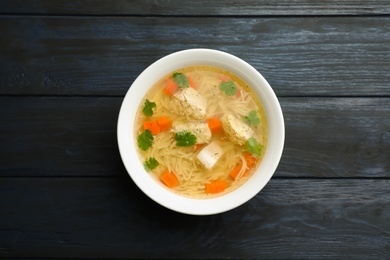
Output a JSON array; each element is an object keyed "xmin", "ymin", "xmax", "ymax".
[{"xmin": 1, "ymin": 1, "xmax": 389, "ymax": 258}]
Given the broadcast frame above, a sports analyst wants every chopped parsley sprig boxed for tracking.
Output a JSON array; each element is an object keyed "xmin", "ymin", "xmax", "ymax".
[
  {"xmin": 142, "ymin": 99, "xmax": 156, "ymax": 117},
  {"xmin": 137, "ymin": 129, "xmax": 154, "ymax": 151},
  {"xmin": 244, "ymin": 110, "xmax": 261, "ymax": 127},
  {"xmin": 245, "ymin": 137, "xmax": 262, "ymax": 157},
  {"xmin": 173, "ymin": 72, "xmax": 189, "ymax": 89},
  {"xmin": 174, "ymin": 131, "xmax": 197, "ymax": 147},
  {"xmin": 144, "ymin": 157, "xmax": 159, "ymax": 172},
  {"xmin": 219, "ymin": 80, "xmax": 237, "ymax": 96}
]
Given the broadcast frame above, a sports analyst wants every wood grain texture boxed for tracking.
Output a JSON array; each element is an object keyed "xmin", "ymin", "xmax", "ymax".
[
  {"xmin": 1, "ymin": 16, "xmax": 389, "ymax": 96},
  {"xmin": 280, "ymin": 97, "xmax": 390, "ymax": 178},
  {"xmin": 0, "ymin": 177, "xmax": 389, "ymax": 258},
  {"xmin": 0, "ymin": 0, "xmax": 390, "ymax": 16},
  {"xmin": 1, "ymin": 97, "xmax": 389, "ymax": 177},
  {"xmin": 1, "ymin": 1, "xmax": 389, "ymax": 259},
  {"xmin": 0, "ymin": 97, "xmax": 125, "ymax": 176}
]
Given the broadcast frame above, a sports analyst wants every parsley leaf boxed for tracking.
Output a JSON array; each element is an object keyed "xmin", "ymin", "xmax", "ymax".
[
  {"xmin": 142, "ymin": 99, "xmax": 156, "ymax": 117},
  {"xmin": 144, "ymin": 157, "xmax": 159, "ymax": 172},
  {"xmin": 244, "ymin": 110, "xmax": 261, "ymax": 127},
  {"xmin": 174, "ymin": 131, "xmax": 197, "ymax": 146},
  {"xmin": 245, "ymin": 137, "xmax": 262, "ymax": 157},
  {"xmin": 173, "ymin": 72, "xmax": 189, "ymax": 88},
  {"xmin": 137, "ymin": 129, "xmax": 154, "ymax": 151},
  {"xmin": 219, "ymin": 81, "xmax": 237, "ymax": 96}
]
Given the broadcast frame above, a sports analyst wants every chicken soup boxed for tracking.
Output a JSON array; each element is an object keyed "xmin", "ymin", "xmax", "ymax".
[{"xmin": 135, "ymin": 66, "xmax": 268, "ymax": 198}]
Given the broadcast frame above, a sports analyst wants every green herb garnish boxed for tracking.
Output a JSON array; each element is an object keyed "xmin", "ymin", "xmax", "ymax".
[
  {"xmin": 174, "ymin": 131, "xmax": 197, "ymax": 147},
  {"xmin": 173, "ymin": 72, "xmax": 189, "ymax": 88},
  {"xmin": 142, "ymin": 99, "xmax": 156, "ymax": 117},
  {"xmin": 137, "ymin": 129, "xmax": 154, "ymax": 151},
  {"xmin": 144, "ymin": 157, "xmax": 159, "ymax": 172},
  {"xmin": 245, "ymin": 137, "xmax": 262, "ymax": 157},
  {"xmin": 219, "ymin": 80, "xmax": 237, "ymax": 96},
  {"xmin": 244, "ymin": 110, "xmax": 261, "ymax": 127}
]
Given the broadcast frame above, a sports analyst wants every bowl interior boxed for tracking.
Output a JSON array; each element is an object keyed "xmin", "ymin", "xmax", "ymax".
[{"xmin": 117, "ymin": 49, "xmax": 284, "ymax": 215}]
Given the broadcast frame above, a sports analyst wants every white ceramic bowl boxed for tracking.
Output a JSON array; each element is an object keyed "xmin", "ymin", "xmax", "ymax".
[{"xmin": 117, "ymin": 49, "xmax": 284, "ymax": 215}]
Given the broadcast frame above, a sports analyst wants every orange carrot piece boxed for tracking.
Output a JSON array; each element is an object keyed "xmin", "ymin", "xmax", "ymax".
[
  {"xmin": 163, "ymin": 79, "xmax": 178, "ymax": 96},
  {"xmin": 244, "ymin": 152, "xmax": 257, "ymax": 169},
  {"xmin": 194, "ymin": 143, "xmax": 203, "ymax": 152},
  {"xmin": 144, "ymin": 121, "xmax": 160, "ymax": 135},
  {"xmin": 160, "ymin": 170, "xmax": 179, "ymax": 188},
  {"xmin": 219, "ymin": 74, "xmax": 231, "ymax": 82},
  {"xmin": 205, "ymin": 180, "xmax": 228, "ymax": 194},
  {"xmin": 235, "ymin": 88, "xmax": 241, "ymax": 98},
  {"xmin": 207, "ymin": 116, "xmax": 223, "ymax": 134},
  {"xmin": 205, "ymin": 182, "xmax": 217, "ymax": 194},
  {"xmin": 188, "ymin": 76, "xmax": 197, "ymax": 89},
  {"xmin": 215, "ymin": 180, "xmax": 227, "ymax": 193},
  {"xmin": 229, "ymin": 164, "xmax": 244, "ymax": 179},
  {"xmin": 157, "ymin": 116, "xmax": 172, "ymax": 131}
]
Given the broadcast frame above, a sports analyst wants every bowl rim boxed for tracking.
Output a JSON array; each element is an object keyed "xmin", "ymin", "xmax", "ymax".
[{"xmin": 117, "ymin": 48, "xmax": 285, "ymax": 215}]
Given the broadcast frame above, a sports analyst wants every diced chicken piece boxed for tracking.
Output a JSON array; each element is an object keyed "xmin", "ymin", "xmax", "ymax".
[
  {"xmin": 196, "ymin": 141, "xmax": 223, "ymax": 169},
  {"xmin": 221, "ymin": 114, "xmax": 254, "ymax": 145},
  {"xmin": 173, "ymin": 121, "xmax": 211, "ymax": 144},
  {"xmin": 171, "ymin": 88, "xmax": 207, "ymax": 120}
]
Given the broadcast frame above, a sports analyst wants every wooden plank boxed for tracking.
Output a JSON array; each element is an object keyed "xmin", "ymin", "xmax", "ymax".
[
  {"xmin": 279, "ymin": 97, "xmax": 390, "ymax": 177},
  {"xmin": 0, "ymin": 97, "xmax": 389, "ymax": 177},
  {"xmin": 0, "ymin": 177, "xmax": 389, "ymax": 258},
  {"xmin": 0, "ymin": 97, "xmax": 126, "ymax": 177},
  {"xmin": 0, "ymin": 16, "xmax": 389, "ymax": 96},
  {"xmin": 0, "ymin": 0, "xmax": 389, "ymax": 16}
]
